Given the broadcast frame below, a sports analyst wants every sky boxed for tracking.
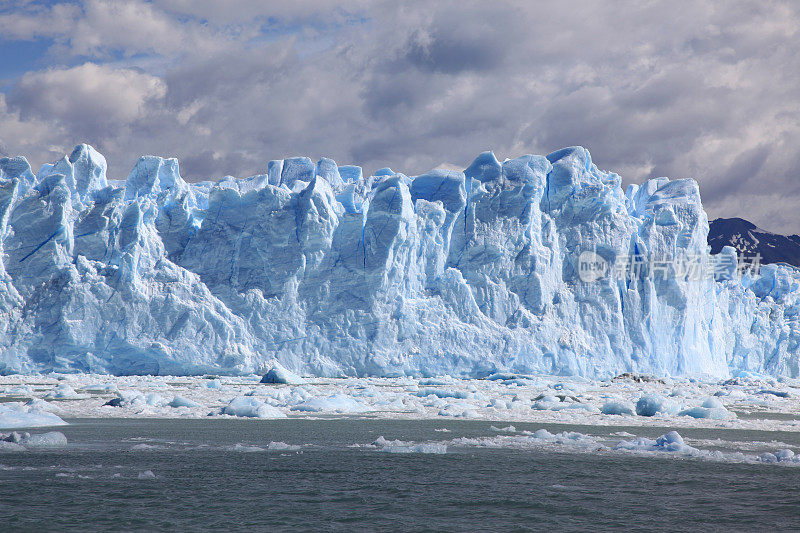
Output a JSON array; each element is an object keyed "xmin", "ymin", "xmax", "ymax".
[{"xmin": 0, "ymin": 0, "xmax": 799, "ymax": 232}]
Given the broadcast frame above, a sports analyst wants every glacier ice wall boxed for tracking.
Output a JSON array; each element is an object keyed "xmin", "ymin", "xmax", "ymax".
[{"xmin": 0, "ymin": 144, "xmax": 798, "ymax": 378}]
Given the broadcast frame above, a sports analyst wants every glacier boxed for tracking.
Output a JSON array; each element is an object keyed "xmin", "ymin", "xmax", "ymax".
[{"xmin": 0, "ymin": 143, "xmax": 798, "ymax": 378}]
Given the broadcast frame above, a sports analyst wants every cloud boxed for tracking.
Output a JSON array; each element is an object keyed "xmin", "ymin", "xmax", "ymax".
[
  {"xmin": 0, "ymin": 0, "xmax": 221, "ymax": 58},
  {"xmin": 0, "ymin": 94, "xmax": 67, "ymax": 164},
  {"xmin": 0, "ymin": 0, "xmax": 799, "ymax": 232},
  {"xmin": 6, "ymin": 63, "xmax": 165, "ymax": 138}
]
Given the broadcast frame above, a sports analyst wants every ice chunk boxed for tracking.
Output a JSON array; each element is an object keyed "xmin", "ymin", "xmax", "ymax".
[
  {"xmin": 416, "ymin": 388, "xmax": 471, "ymax": 399},
  {"xmin": 0, "ymin": 440, "xmax": 26, "ymax": 452},
  {"xmin": 291, "ymin": 393, "xmax": 370, "ymax": 413},
  {"xmin": 44, "ymin": 384, "xmax": 89, "ymax": 400},
  {"xmin": 775, "ymin": 449, "xmax": 795, "ymax": 461},
  {"xmin": 678, "ymin": 399, "xmax": 736, "ymax": 420},
  {"xmin": 79, "ymin": 383, "xmax": 119, "ymax": 394},
  {"xmin": 222, "ymin": 397, "xmax": 286, "ymax": 418},
  {"xmin": 0, "ymin": 404, "xmax": 68, "ymax": 429},
  {"xmin": 635, "ymin": 394, "xmax": 680, "ymax": 417},
  {"xmin": 260, "ymin": 364, "xmax": 306, "ymax": 385},
  {"xmin": 16, "ymin": 431, "xmax": 68, "ymax": 448},
  {"xmin": 267, "ymin": 441, "xmax": 301, "ymax": 451},
  {"xmin": 601, "ymin": 401, "xmax": 635, "ymax": 415},
  {"xmin": 701, "ymin": 397, "xmax": 725, "ymax": 409},
  {"xmin": 373, "ymin": 436, "xmax": 447, "ymax": 454},
  {"xmin": 3, "ymin": 385, "xmax": 33, "ymax": 396},
  {"xmin": 616, "ymin": 431, "xmax": 695, "ymax": 454},
  {"xmin": 757, "ymin": 389, "xmax": 791, "ymax": 398},
  {"xmin": 168, "ymin": 396, "xmax": 201, "ymax": 408},
  {"xmin": 105, "ymin": 390, "xmax": 167, "ymax": 408}
]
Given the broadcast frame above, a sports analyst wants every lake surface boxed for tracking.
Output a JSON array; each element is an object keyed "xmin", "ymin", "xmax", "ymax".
[{"xmin": 2, "ymin": 418, "xmax": 799, "ymax": 532}]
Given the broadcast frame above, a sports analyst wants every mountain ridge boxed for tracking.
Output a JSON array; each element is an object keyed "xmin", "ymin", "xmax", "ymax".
[{"xmin": 708, "ymin": 217, "xmax": 800, "ymax": 267}]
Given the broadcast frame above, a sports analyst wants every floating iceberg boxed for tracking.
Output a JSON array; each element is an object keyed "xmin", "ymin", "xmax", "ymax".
[
  {"xmin": 260, "ymin": 364, "xmax": 306, "ymax": 385},
  {"xmin": 616, "ymin": 431, "xmax": 696, "ymax": 454},
  {"xmin": 373, "ymin": 436, "xmax": 447, "ymax": 454},
  {"xmin": 0, "ymin": 403, "xmax": 68, "ymax": 429},
  {"xmin": 290, "ymin": 393, "xmax": 370, "ymax": 413},
  {"xmin": 0, "ymin": 145, "xmax": 798, "ymax": 379},
  {"xmin": 222, "ymin": 396, "xmax": 286, "ymax": 418}
]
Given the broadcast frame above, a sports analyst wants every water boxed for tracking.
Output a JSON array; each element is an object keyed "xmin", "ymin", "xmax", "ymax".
[{"xmin": 2, "ymin": 418, "xmax": 800, "ymax": 531}]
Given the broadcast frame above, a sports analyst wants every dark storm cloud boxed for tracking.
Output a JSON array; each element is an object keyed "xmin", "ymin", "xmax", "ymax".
[{"xmin": 0, "ymin": 0, "xmax": 799, "ymax": 231}]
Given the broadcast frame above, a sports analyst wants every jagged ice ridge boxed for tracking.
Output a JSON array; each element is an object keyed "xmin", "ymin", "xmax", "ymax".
[{"xmin": 0, "ymin": 144, "xmax": 798, "ymax": 378}]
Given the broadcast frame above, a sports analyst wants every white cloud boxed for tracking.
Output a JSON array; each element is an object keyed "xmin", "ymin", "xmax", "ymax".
[
  {"xmin": 0, "ymin": 94, "xmax": 68, "ymax": 165},
  {"xmin": 9, "ymin": 63, "xmax": 165, "ymax": 125}
]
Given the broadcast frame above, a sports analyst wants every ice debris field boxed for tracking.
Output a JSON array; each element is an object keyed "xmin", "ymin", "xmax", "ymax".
[
  {"xmin": 1, "ymin": 144, "xmax": 799, "ymax": 379},
  {"xmin": 5, "ymin": 372, "xmax": 800, "ymax": 466}
]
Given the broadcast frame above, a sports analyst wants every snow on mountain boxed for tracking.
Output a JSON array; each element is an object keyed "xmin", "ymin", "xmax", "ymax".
[
  {"xmin": 0, "ymin": 145, "xmax": 798, "ymax": 378},
  {"xmin": 709, "ymin": 217, "xmax": 800, "ymax": 267}
]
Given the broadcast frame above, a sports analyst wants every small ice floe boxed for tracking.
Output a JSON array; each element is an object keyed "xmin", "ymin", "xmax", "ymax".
[
  {"xmin": 757, "ymin": 389, "xmax": 791, "ymax": 399},
  {"xmin": 230, "ymin": 444, "xmax": 266, "ymax": 452},
  {"xmin": 615, "ymin": 431, "xmax": 695, "ymax": 454},
  {"xmin": 677, "ymin": 397, "xmax": 736, "ymax": 420},
  {"xmin": 437, "ymin": 402, "xmax": 480, "ymax": 418},
  {"xmin": 137, "ymin": 470, "xmax": 157, "ymax": 479},
  {"xmin": 131, "ymin": 443, "xmax": 165, "ymax": 451},
  {"xmin": 78, "ymin": 383, "xmax": 118, "ymax": 394},
  {"xmin": 451, "ymin": 428, "xmax": 601, "ymax": 450},
  {"xmin": 290, "ymin": 393, "xmax": 370, "ymax": 414},
  {"xmin": 488, "ymin": 398, "xmax": 512, "ymax": 410},
  {"xmin": 260, "ymin": 364, "xmax": 306, "ymax": 385},
  {"xmin": 532, "ymin": 394, "xmax": 598, "ymax": 413},
  {"xmin": 104, "ymin": 391, "xmax": 167, "ymax": 408},
  {"xmin": 25, "ymin": 398, "xmax": 62, "ymax": 413},
  {"xmin": 229, "ymin": 441, "xmax": 300, "ymax": 452},
  {"xmin": 43, "ymin": 384, "xmax": 89, "ymax": 400},
  {"xmin": 600, "ymin": 401, "xmax": 635, "ymax": 416},
  {"xmin": 267, "ymin": 441, "xmax": 301, "ymax": 451},
  {"xmin": 1, "ymin": 431, "xmax": 68, "ymax": 450},
  {"xmin": 484, "ymin": 372, "xmax": 518, "ymax": 381},
  {"xmin": 0, "ymin": 403, "xmax": 68, "ymax": 430},
  {"xmin": 168, "ymin": 396, "xmax": 201, "ymax": 408},
  {"xmin": 222, "ymin": 397, "xmax": 286, "ymax": 418},
  {"xmin": 490, "ymin": 425, "xmax": 517, "ymax": 433},
  {"xmin": 415, "ymin": 388, "xmax": 472, "ymax": 399},
  {"xmin": 3, "ymin": 385, "xmax": 33, "ymax": 396},
  {"xmin": 417, "ymin": 377, "xmax": 456, "ymax": 386},
  {"xmin": 634, "ymin": 394, "xmax": 680, "ymax": 417},
  {"xmin": 372, "ymin": 436, "xmax": 447, "ymax": 454},
  {"xmin": 205, "ymin": 379, "xmax": 223, "ymax": 389},
  {"xmin": 759, "ymin": 449, "xmax": 800, "ymax": 464},
  {"xmin": 0, "ymin": 440, "xmax": 26, "ymax": 452}
]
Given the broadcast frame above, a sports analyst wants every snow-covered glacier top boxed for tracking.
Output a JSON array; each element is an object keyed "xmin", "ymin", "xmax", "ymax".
[{"xmin": 0, "ymin": 144, "xmax": 798, "ymax": 378}]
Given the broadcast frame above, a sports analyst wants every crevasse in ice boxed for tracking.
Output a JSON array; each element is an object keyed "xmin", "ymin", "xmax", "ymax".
[{"xmin": 0, "ymin": 145, "xmax": 797, "ymax": 378}]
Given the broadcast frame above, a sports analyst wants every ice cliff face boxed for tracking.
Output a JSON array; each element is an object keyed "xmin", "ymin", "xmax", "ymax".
[{"xmin": 0, "ymin": 145, "xmax": 798, "ymax": 378}]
